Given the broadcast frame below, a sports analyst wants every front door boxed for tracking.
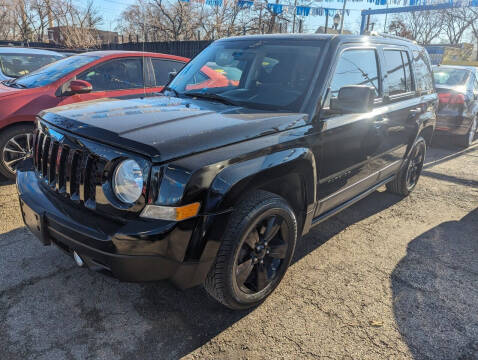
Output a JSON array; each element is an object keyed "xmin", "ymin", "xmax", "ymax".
[
  {"xmin": 58, "ymin": 57, "xmax": 149, "ymax": 106},
  {"xmin": 316, "ymin": 47, "xmax": 383, "ymax": 216}
]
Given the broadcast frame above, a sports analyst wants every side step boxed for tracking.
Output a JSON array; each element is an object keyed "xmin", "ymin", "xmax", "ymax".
[{"xmin": 311, "ymin": 176, "xmax": 395, "ymax": 228}]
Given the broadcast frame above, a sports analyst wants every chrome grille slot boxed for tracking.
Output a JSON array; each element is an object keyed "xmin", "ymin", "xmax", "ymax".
[
  {"xmin": 70, "ymin": 151, "xmax": 81, "ymax": 200},
  {"xmin": 48, "ymin": 141, "xmax": 59, "ymax": 186},
  {"xmin": 56, "ymin": 144, "xmax": 68, "ymax": 193},
  {"xmin": 41, "ymin": 136, "xmax": 50, "ymax": 178}
]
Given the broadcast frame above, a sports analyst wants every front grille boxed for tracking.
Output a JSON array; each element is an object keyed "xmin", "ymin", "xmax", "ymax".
[{"xmin": 32, "ymin": 128, "xmax": 106, "ymax": 210}]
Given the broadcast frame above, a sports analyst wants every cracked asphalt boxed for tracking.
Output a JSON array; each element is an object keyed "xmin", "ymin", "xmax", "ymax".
[{"xmin": 1, "ymin": 138, "xmax": 477, "ymax": 360}]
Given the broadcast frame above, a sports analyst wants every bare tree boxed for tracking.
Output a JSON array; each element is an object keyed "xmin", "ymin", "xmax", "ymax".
[
  {"xmin": 468, "ymin": 8, "xmax": 478, "ymax": 60},
  {"xmin": 441, "ymin": 7, "xmax": 474, "ymax": 44},
  {"xmin": 388, "ymin": 10, "xmax": 444, "ymax": 44},
  {"xmin": 49, "ymin": 0, "xmax": 103, "ymax": 48},
  {"xmin": 0, "ymin": 0, "xmax": 16, "ymax": 40}
]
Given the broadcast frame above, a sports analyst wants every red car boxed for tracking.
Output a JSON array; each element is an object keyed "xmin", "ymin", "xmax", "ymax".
[{"xmin": 0, "ymin": 51, "xmax": 189, "ymax": 179}]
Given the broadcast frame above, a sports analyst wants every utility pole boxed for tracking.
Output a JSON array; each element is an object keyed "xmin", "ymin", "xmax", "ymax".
[
  {"xmin": 383, "ymin": 2, "xmax": 389, "ymax": 33},
  {"xmin": 270, "ymin": 0, "xmax": 280, "ymax": 33},
  {"xmin": 324, "ymin": 9, "xmax": 328, "ymax": 34},
  {"xmin": 292, "ymin": 0, "xmax": 298, "ymax": 33},
  {"xmin": 339, "ymin": 0, "xmax": 347, "ymax": 34}
]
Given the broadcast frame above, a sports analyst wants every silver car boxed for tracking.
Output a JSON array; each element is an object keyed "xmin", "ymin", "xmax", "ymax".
[{"xmin": 0, "ymin": 47, "xmax": 65, "ymax": 81}]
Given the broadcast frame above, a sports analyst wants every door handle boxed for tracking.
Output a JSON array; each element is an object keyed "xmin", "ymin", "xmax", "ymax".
[
  {"xmin": 409, "ymin": 107, "xmax": 422, "ymax": 116},
  {"xmin": 374, "ymin": 117, "xmax": 389, "ymax": 125}
]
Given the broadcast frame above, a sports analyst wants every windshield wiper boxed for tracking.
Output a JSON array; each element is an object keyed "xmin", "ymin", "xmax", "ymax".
[
  {"xmin": 184, "ymin": 92, "xmax": 239, "ymax": 106},
  {"xmin": 163, "ymin": 86, "xmax": 179, "ymax": 97},
  {"xmin": 2, "ymin": 80, "xmax": 26, "ymax": 88}
]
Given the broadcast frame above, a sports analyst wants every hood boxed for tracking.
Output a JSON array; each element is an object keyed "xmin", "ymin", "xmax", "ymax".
[{"xmin": 40, "ymin": 95, "xmax": 308, "ymax": 162}]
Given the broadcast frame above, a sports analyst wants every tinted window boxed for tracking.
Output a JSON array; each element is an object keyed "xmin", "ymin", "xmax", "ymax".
[
  {"xmin": 413, "ymin": 51, "xmax": 434, "ymax": 92},
  {"xmin": 384, "ymin": 50, "xmax": 413, "ymax": 96},
  {"xmin": 78, "ymin": 58, "xmax": 144, "ymax": 91},
  {"xmin": 152, "ymin": 59, "xmax": 185, "ymax": 86},
  {"xmin": 433, "ymin": 67, "xmax": 470, "ymax": 86},
  {"xmin": 12, "ymin": 55, "xmax": 99, "ymax": 88},
  {"xmin": 168, "ymin": 40, "xmax": 324, "ymax": 112},
  {"xmin": 328, "ymin": 49, "xmax": 380, "ymax": 105},
  {"xmin": 0, "ymin": 53, "xmax": 63, "ymax": 78}
]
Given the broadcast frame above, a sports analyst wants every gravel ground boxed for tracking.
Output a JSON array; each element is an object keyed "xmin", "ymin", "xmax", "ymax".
[{"xmin": 0, "ymin": 139, "xmax": 477, "ymax": 360}]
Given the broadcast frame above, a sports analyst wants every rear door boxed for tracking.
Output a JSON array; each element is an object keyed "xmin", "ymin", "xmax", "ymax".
[
  {"xmin": 150, "ymin": 58, "xmax": 186, "ymax": 92},
  {"xmin": 369, "ymin": 47, "xmax": 419, "ymax": 179},
  {"xmin": 316, "ymin": 46, "xmax": 383, "ymax": 216},
  {"xmin": 58, "ymin": 57, "xmax": 149, "ymax": 105}
]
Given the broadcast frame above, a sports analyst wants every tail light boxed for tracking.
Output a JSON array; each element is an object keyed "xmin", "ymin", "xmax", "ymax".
[{"xmin": 438, "ymin": 93, "xmax": 465, "ymax": 104}]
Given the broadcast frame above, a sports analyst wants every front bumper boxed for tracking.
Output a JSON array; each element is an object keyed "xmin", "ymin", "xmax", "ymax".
[{"xmin": 16, "ymin": 168, "xmax": 216, "ymax": 289}]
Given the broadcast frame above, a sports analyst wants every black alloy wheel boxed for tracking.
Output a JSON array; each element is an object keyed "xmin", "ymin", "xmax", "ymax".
[
  {"xmin": 234, "ymin": 212, "xmax": 290, "ymax": 294},
  {"xmin": 405, "ymin": 140, "xmax": 426, "ymax": 191},
  {"xmin": 386, "ymin": 136, "xmax": 426, "ymax": 196},
  {"xmin": 204, "ymin": 190, "xmax": 297, "ymax": 310}
]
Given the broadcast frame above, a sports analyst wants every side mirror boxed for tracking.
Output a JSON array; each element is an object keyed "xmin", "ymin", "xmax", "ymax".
[
  {"xmin": 69, "ymin": 80, "xmax": 92, "ymax": 94},
  {"xmin": 168, "ymin": 71, "xmax": 177, "ymax": 82},
  {"xmin": 330, "ymin": 85, "xmax": 375, "ymax": 114}
]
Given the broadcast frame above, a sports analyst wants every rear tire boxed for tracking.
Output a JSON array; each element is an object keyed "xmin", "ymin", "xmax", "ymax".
[
  {"xmin": 457, "ymin": 117, "xmax": 477, "ymax": 148},
  {"xmin": 0, "ymin": 124, "xmax": 34, "ymax": 180},
  {"xmin": 386, "ymin": 136, "xmax": 426, "ymax": 196},
  {"xmin": 204, "ymin": 190, "xmax": 297, "ymax": 310}
]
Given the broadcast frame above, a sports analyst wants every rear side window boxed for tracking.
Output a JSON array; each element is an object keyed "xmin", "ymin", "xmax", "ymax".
[
  {"xmin": 412, "ymin": 50, "xmax": 434, "ymax": 93},
  {"xmin": 383, "ymin": 50, "xmax": 413, "ymax": 96},
  {"xmin": 328, "ymin": 48, "xmax": 380, "ymax": 103},
  {"xmin": 152, "ymin": 59, "xmax": 185, "ymax": 86}
]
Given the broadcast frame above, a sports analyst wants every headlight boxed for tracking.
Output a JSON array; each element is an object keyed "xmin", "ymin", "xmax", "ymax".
[{"xmin": 113, "ymin": 159, "xmax": 144, "ymax": 204}]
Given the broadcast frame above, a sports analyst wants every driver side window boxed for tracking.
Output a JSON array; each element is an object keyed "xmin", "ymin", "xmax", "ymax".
[
  {"xmin": 77, "ymin": 58, "xmax": 144, "ymax": 91},
  {"xmin": 325, "ymin": 49, "xmax": 380, "ymax": 109}
]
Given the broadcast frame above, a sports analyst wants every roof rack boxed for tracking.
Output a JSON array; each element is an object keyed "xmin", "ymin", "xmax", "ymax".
[{"xmin": 364, "ymin": 31, "xmax": 417, "ymax": 44}]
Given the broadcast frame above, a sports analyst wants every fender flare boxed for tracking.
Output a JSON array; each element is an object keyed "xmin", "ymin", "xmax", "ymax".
[{"xmin": 204, "ymin": 147, "xmax": 317, "ymax": 215}]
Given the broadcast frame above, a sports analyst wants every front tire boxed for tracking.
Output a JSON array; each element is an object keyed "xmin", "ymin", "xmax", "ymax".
[
  {"xmin": 0, "ymin": 124, "xmax": 34, "ymax": 180},
  {"xmin": 204, "ymin": 190, "xmax": 297, "ymax": 310},
  {"xmin": 386, "ymin": 136, "xmax": 426, "ymax": 196}
]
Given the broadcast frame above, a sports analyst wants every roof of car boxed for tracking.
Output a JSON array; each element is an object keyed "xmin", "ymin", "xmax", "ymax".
[
  {"xmin": 218, "ymin": 33, "xmax": 417, "ymax": 47},
  {"xmin": 0, "ymin": 47, "xmax": 65, "ymax": 56},
  {"xmin": 76, "ymin": 50, "xmax": 189, "ymax": 61},
  {"xmin": 433, "ymin": 64, "xmax": 476, "ymax": 72}
]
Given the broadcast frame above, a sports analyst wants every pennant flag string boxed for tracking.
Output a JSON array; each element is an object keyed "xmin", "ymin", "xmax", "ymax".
[{"xmin": 181, "ymin": 0, "xmax": 478, "ymax": 12}]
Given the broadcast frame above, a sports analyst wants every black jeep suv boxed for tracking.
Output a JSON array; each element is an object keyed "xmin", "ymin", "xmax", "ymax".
[{"xmin": 17, "ymin": 34, "xmax": 437, "ymax": 310}]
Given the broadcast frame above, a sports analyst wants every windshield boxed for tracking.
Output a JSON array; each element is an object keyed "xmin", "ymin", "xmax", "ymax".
[
  {"xmin": 0, "ymin": 53, "xmax": 63, "ymax": 78},
  {"xmin": 167, "ymin": 39, "xmax": 324, "ymax": 111},
  {"xmin": 433, "ymin": 68, "xmax": 470, "ymax": 86},
  {"xmin": 11, "ymin": 55, "xmax": 100, "ymax": 88}
]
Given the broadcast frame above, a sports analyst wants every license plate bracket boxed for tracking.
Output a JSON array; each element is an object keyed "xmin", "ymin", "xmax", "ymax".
[{"xmin": 20, "ymin": 199, "xmax": 50, "ymax": 245}]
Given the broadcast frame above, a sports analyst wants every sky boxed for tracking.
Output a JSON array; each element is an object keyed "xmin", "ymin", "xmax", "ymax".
[
  {"xmin": 90, "ymin": 0, "xmax": 138, "ymax": 32},
  {"xmin": 87, "ymin": 0, "xmax": 472, "ymax": 38}
]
